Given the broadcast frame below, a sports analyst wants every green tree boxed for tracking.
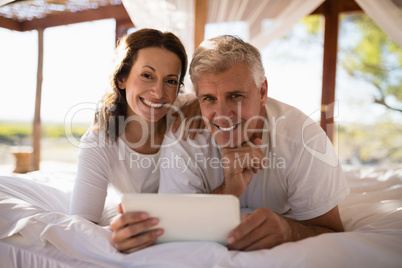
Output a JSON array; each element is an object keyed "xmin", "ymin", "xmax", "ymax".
[
  {"xmin": 303, "ymin": 14, "xmax": 402, "ymax": 113},
  {"xmin": 341, "ymin": 14, "xmax": 402, "ymax": 113},
  {"xmin": 300, "ymin": 14, "xmax": 402, "ymax": 164}
]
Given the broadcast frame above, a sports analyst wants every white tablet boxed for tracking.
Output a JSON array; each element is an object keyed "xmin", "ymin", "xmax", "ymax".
[{"xmin": 121, "ymin": 193, "xmax": 240, "ymax": 244}]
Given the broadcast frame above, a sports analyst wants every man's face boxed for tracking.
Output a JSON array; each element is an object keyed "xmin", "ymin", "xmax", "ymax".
[{"xmin": 196, "ymin": 63, "xmax": 268, "ymax": 148}]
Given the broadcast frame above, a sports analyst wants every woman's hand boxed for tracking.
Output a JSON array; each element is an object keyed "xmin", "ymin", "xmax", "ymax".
[
  {"xmin": 110, "ymin": 204, "xmax": 163, "ymax": 254},
  {"xmin": 172, "ymin": 98, "xmax": 205, "ymax": 140}
]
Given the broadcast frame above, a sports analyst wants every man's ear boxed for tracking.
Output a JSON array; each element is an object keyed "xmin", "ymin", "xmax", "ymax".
[
  {"xmin": 259, "ymin": 78, "xmax": 268, "ymax": 106},
  {"xmin": 117, "ymin": 77, "xmax": 126, "ymax": 90}
]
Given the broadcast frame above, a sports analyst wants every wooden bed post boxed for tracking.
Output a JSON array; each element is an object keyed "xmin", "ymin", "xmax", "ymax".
[
  {"xmin": 115, "ymin": 19, "xmax": 134, "ymax": 45},
  {"xmin": 320, "ymin": 0, "xmax": 341, "ymax": 143},
  {"xmin": 194, "ymin": 0, "xmax": 208, "ymax": 50},
  {"xmin": 32, "ymin": 27, "xmax": 44, "ymax": 171}
]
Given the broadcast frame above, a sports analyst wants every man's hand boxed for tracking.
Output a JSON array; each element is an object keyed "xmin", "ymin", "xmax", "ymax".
[
  {"xmin": 226, "ymin": 208, "xmax": 291, "ymax": 251},
  {"xmin": 213, "ymin": 138, "xmax": 266, "ymax": 196},
  {"xmin": 226, "ymin": 206, "xmax": 344, "ymax": 251},
  {"xmin": 110, "ymin": 204, "xmax": 163, "ymax": 253}
]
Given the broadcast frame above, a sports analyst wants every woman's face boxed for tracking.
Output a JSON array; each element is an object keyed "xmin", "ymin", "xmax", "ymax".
[{"xmin": 119, "ymin": 47, "xmax": 182, "ymax": 122}]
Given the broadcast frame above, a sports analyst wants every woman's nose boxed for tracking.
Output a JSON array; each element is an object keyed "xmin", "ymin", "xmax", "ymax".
[{"xmin": 150, "ymin": 81, "xmax": 164, "ymax": 98}]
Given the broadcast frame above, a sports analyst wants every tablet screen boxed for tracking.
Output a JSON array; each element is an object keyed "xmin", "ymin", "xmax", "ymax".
[{"xmin": 121, "ymin": 193, "xmax": 240, "ymax": 244}]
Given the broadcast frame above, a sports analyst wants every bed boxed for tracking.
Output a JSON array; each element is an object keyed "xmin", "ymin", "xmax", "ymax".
[{"xmin": 1, "ymin": 164, "xmax": 401, "ymax": 268}]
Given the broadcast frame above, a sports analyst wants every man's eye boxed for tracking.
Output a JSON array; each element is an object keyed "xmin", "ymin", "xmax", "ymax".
[
  {"xmin": 231, "ymin": 94, "xmax": 242, "ymax": 99},
  {"xmin": 203, "ymin": 96, "xmax": 215, "ymax": 102}
]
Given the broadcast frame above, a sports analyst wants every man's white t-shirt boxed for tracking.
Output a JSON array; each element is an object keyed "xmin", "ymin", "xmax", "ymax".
[
  {"xmin": 69, "ymin": 94, "xmax": 195, "ymax": 223},
  {"xmin": 159, "ymin": 97, "xmax": 350, "ymax": 221}
]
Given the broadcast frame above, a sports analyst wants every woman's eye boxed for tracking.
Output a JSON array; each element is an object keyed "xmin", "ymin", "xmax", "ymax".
[
  {"xmin": 141, "ymin": 73, "xmax": 152, "ymax": 79},
  {"xmin": 166, "ymin": 79, "xmax": 178, "ymax": 85}
]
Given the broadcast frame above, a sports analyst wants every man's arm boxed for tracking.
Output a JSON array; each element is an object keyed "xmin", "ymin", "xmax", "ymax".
[
  {"xmin": 226, "ymin": 205, "xmax": 344, "ymax": 251},
  {"xmin": 210, "ymin": 139, "xmax": 345, "ymax": 251}
]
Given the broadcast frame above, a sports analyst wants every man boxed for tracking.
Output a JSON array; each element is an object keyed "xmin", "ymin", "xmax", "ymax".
[{"xmin": 159, "ymin": 35, "xmax": 349, "ymax": 251}]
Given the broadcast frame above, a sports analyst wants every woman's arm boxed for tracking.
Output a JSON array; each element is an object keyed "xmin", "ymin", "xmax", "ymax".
[
  {"xmin": 69, "ymin": 132, "xmax": 109, "ymax": 222},
  {"xmin": 171, "ymin": 94, "xmax": 205, "ymax": 140}
]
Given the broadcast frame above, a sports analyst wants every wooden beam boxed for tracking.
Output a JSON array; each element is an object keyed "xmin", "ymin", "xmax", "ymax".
[
  {"xmin": 320, "ymin": 0, "xmax": 341, "ymax": 142},
  {"xmin": 194, "ymin": 0, "xmax": 208, "ymax": 50},
  {"xmin": 32, "ymin": 27, "xmax": 44, "ymax": 171},
  {"xmin": 0, "ymin": 16, "xmax": 21, "ymax": 31},
  {"xmin": 341, "ymin": 0, "xmax": 363, "ymax": 13},
  {"xmin": 115, "ymin": 18, "xmax": 134, "ymax": 45},
  {"xmin": 0, "ymin": 4, "xmax": 131, "ymax": 31},
  {"xmin": 312, "ymin": 0, "xmax": 362, "ymax": 15}
]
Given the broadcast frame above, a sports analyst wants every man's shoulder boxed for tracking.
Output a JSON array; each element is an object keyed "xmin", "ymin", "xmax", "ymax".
[
  {"xmin": 265, "ymin": 98, "xmax": 324, "ymax": 143},
  {"xmin": 266, "ymin": 98, "xmax": 310, "ymax": 121}
]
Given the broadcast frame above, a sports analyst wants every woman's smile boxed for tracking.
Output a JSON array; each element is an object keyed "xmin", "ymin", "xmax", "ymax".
[{"xmin": 140, "ymin": 97, "xmax": 166, "ymax": 108}]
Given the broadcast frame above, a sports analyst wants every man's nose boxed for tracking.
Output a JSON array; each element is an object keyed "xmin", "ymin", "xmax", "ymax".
[{"xmin": 214, "ymin": 98, "xmax": 237, "ymax": 119}]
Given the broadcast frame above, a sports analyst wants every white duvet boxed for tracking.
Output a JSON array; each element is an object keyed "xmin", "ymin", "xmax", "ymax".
[{"xmin": 0, "ymin": 165, "xmax": 401, "ymax": 268}]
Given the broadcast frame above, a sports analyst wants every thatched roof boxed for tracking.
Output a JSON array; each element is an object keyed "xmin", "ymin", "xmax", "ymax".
[{"xmin": 0, "ymin": 0, "xmax": 131, "ymax": 31}]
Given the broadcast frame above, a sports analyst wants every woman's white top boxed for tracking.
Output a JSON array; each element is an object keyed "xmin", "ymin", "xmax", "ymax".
[{"xmin": 69, "ymin": 93, "xmax": 195, "ymax": 223}]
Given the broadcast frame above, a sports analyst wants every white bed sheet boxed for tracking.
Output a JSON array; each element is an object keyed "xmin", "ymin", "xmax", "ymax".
[{"xmin": 0, "ymin": 165, "xmax": 401, "ymax": 268}]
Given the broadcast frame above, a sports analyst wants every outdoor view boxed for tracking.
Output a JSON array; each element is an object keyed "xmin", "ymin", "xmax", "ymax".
[{"xmin": 0, "ymin": 13, "xmax": 401, "ymax": 174}]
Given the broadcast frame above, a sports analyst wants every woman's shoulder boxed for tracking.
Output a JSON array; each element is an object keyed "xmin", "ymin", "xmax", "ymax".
[
  {"xmin": 79, "ymin": 125, "xmax": 117, "ymax": 150},
  {"xmin": 80, "ymin": 126, "xmax": 101, "ymax": 141}
]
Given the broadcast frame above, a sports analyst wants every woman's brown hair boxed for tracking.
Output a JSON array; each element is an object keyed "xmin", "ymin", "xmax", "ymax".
[{"xmin": 93, "ymin": 28, "xmax": 187, "ymax": 141}]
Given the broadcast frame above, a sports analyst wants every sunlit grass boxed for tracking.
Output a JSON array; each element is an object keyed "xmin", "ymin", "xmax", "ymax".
[{"xmin": 0, "ymin": 121, "xmax": 88, "ymax": 145}]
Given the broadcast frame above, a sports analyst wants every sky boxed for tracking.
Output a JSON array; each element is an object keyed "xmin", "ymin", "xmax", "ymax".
[
  {"xmin": 0, "ymin": 19, "xmax": 115, "ymax": 127},
  {"xmin": 0, "ymin": 17, "xmax": 397, "ymax": 127}
]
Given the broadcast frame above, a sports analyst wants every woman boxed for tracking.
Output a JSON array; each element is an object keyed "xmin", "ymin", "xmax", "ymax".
[{"xmin": 70, "ymin": 28, "xmax": 191, "ymax": 253}]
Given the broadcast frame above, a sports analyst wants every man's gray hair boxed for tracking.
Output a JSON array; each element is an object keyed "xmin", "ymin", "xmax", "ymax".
[{"xmin": 189, "ymin": 35, "xmax": 265, "ymax": 93}]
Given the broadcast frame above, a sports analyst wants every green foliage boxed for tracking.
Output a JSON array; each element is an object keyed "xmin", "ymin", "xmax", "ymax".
[
  {"xmin": 338, "ymin": 121, "xmax": 402, "ymax": 164},
  {"xmin": 0, "ymin": 122, "xmax": 31, "ymax": 144},
  {"xmin": 302, "ymin": 15, "xmax": 321, "ymax": 35},
  {"xmin": 302, "ymin": 13, "xmax": 402, "ymax": 112},
  {"xmin": 342, "ymin": 15, "xmax": 402, "ymax": 108},
  {"xmin": 43, "ymin": 124, "xmax": 87, "ymax": 139},
  {"xmin": 0, "ymin": 122, "xmax": 88, "ymax": 145}
]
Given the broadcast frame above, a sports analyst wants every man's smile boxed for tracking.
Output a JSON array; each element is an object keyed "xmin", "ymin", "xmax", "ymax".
[{"xmin": 214, "ymin": 122, "xmax": 241, "ymax": 132}]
